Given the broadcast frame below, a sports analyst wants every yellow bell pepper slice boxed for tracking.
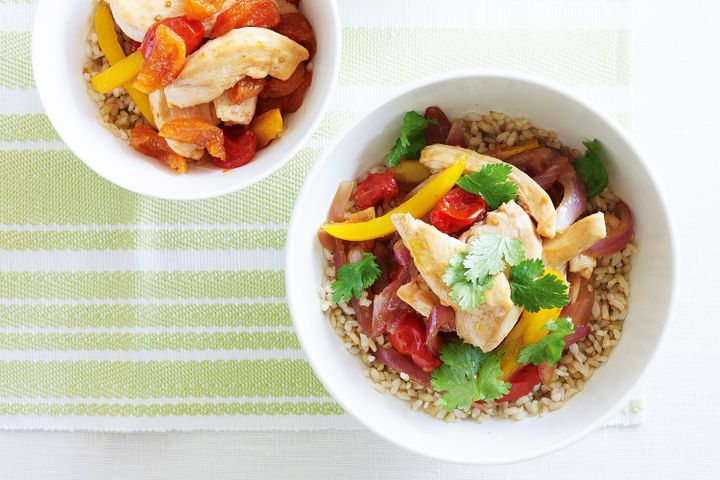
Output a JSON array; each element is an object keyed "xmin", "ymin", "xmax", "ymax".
[
  {"xmin": 392, "ymin": 159, "xmax": 431, "ymax": 184},
  {"xmin": 91, "ymin": 50, "xmax": 144, "ymax": 94},
  {"xmin": 490, "ymin": 138, "xmax": 540, "ymax": 160},
  {"xmin": 499, "ymin": 270, "xmax": 564, "ymax": 379},
  {"xmin": 92, "ymin": 4, "xmax": 155, "ymax": 127},
  {"xmin": 250, "ymin": 108, "xmax": 284, "ymax": 148},
  {"xmin": 321, "ymin": 157, "xmax": 466, "ymax": 241}
]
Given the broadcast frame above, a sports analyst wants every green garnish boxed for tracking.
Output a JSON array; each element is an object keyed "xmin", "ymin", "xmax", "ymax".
[
  {"xmin": 331, "ymin": 253, "xmax": 381, "ymax": 303},
  {"xmin": 386, "ymin": 111, "xmax": 437, "ymax": 167},
  {"xmin": 518, "ymin": 318, "xmax": 575, "ymax": 365},
  {"xmin": 575, "ymin": 139, "xmax": 609, "ymax": 199},
  {"xmin": 443, "ymin": 235, "xmax": 525, "ymax": 311},
  {"xmin": 508, "ymin": 259, "xmax": 569, "ymax": 313},
  {"xmin": 431, "ymin": 339, "xmax": 510, "ymax": 411},
  {"xmin": 457, "ymin": 164, "xmax": 519, "ymax": 210}
]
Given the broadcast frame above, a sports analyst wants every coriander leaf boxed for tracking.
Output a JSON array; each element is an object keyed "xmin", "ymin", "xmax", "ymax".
[
  {"xmin": 518, "ymin": 318, "xmax": 575, "ymax": 366},
  {"xmin": 442, "ymin": 252, "xmax": 468, "ymax": 287},
  {"xmin": 331, "ymin": 253, "xmax": 381, "ymax": 303},
  {"xmin": 431, "ymin": 364, "xmax": 480, "ymax": 411},
  {"xmin": 386, "ymin": 111, "xmax": 437, "ymax": 167},
  {"xmin": 457, "ymin": 164, "xmax": 518, "ymax": 210},
  {"xmin": 449, "ymin": 277, "xmax": 493, "ymax": 311},
  {"xmin": 476, "ymin": 350, "xmax": 511, "ymax": 401},
  {"xmin": 439, "ymin": 338, "xmax": 489, "ymax": 377},
  {"xmin": 463, "ymin": 234, "xmax": 525, "ymax": 283},
  {"xmin": 509, "ymin": 259, "xmax": 569, "ymax": 312},
  {"xmin": 575, "ymin": 139, "xmax": 609, "ymax": 199}
]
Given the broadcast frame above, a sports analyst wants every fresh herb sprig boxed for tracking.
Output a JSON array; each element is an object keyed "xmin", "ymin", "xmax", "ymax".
[
  {"xmin": 508, "ymin": 259, "xmax": 569, "ymax": 313},
  {"xmin": 575, "ymin": 139, "xmax": 609, "ymax": 199},
  {"xmin": 331, "ymin": 253, "xmax": 381, "ymax": 303},
  {"xmin": 457, "ymin": 164, "xmax": 518, "ymax": 210},
  {"xmin": 518, "ymin": 318, "xmax": 576, "ymax": 366},
  {"xmin": 386, "ymin": 111, "xmax": 438, "ymax": 167}
]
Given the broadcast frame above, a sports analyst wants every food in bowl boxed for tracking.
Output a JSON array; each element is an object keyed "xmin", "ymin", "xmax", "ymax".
[
  {"xmin": 83, "ymin": 0, "xmax": 315, "ymax": 174},
  {"xmin": 317, "ymin": 106, "xmax": 635, "ymax": 422}
]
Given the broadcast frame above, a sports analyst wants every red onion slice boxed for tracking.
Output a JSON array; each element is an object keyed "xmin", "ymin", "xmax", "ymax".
[
  {"xmin": 375, "ymin": 347, "xmax": 432, "ymax": 387},
  {"xmin": 562, "ymin": 273, "xmax": 595, "ymax": 346},
  {"xmin": 555, "ymin": 164, "xmax": 587, "ymax": 232},
  {"xmin": 333, "ymin": 238, "xmax": 373, "ymax": 336},
  {"xmin": 424, "ymin": 106, "xmax": 452, "ymax": 145},
  {"xmin": 327, "ymin": 180, "xmax": 355, "ymax": 223},
  {"xmin": 445, "ymin": 119, "xmax": 468, "ymax": 147},
  {"xmin": 425, "ymin": 305, "xmax": 455, "ymax": 355},
  {"xmin": 532, "ymin": 158, "xmax": 569, "ymax": 191},
  {"xmin": 370, "ymin": 268, "xmax": 410, "ymax": 337},
  {"xmin": 506, "ymin": 147, "xmax": 555, "ymax": 176},
  {"xmin": 584, "ymin": 201, "xmax": 634, "ymax": 257}
]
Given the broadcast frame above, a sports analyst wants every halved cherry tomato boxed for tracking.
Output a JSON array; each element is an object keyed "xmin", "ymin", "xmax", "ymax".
[
  {"xmin": 141, "ymin": 17, "xmax": 204, "ymax": 59},
  {"xmin": 212, "ymin": 126, "xmax": 258, "ymax": 170},
  {"xmin": 354, "ymin": 172, "xmax": 399, "ymax": 210},
  {"xmin": 429, "ymin": 187, "xmax": 487, "ymax": 234},
  {"xmin": 388, "ymin": 312, "xmax": 441, "ymax": 373},
  {"xmin": 496, "ymin": 364, "xmax": 541, "ymax": 403}
]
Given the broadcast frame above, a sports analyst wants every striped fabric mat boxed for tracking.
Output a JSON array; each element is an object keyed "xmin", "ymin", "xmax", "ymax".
[{"xmin": 0, "ymin": 0, "xmax": 640, "ymax": 431}]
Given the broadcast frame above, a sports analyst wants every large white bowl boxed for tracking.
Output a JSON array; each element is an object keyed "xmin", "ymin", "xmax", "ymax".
[
  {"xmin": 286, "ymin": 71, "xmax": 676, "ymax": 464},
  {"xmin": 32, "ymin": 0, "xmax": 340, "ymax": 200}
]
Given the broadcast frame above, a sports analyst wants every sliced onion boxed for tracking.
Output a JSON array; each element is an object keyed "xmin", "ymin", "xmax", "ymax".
[
  {"xmin": 327, "ymin": 180, "xmax": 355, "ymax": 222},
  {"xmin": 370, "ymin": 268, "xmax": 410, "ymax": 337},
  {"xmin": 375, "ymin": 347, "xmax": 432, "ymax": 387},
  {"xmin": 562, "ymin": 272, "xmax": 595, "ymax": 346},
  {"xmin": 584, "ymin": 201, "xmax": 634, "ymax": 257},
  {"xmin": 392, "ymin": 240, "xmax": 413, "ymax": 268},
  {"xmin": 506, "ymin": 147, "xmax": 555, "ymax": 176},
  {"xmin": 425, "ymin": 305, "xmax": 455, "ymax": 355},
  {"xmin": 532, "ymin": 158, "xmax": 569, "ymax": 190},
  {"xmin": 445, "ymin": 119, "xmax": 468, "ymax": 148},
  {"xmin": 555, "ymin": 164, "xmax": 587, "ymax": 232}
]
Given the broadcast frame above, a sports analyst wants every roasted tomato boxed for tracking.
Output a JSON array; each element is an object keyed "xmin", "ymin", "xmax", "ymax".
[
  {"xmin": 229, "ymin": 77, "xmax": 267, "ymax": 103},
  {"xmin": 129, "ymin": 125, "xmax": 187, "ymax": 174},
  {"xmin": 496, "ymin": 365, "xmax": 541, "ymax": 403},
  {"xmin": 388, "ymin": 312, "xmax": 442, "ymax": 373},
  {"xmin": 261, "ymin": 63, "xmax": 306, "ymax": 98},
  {"xmin": 210, "ymin": 0, "xmax": 280, "ymax": 38},
  {"xmin": 353, "ymin": 172, "xmax": 399, "ymax": 210},
  {"xmin": 273, "ymin": 12, "xmax": 316, "ymax": 57},
  {"xmin": 212, "ymin": 126, "xmax": 258, "ymax": 169},
  {"xmin": 424, "ymin": 106, "xmax": 451, "ymax": 145},
  {"xmin": 141, "ymin": 17, "xmax": 204, "ymax": 59},
  {"xmin": 278, "ymin": 69, "xmax": 312, "ymax": 113},
  {"xmin": 430, "ymin": 187, "xmax": 487, "ymax": 234},
  {"xmin": 158, "ymin": 118, "xmax": 226, "ymax": 160},
  {"xmin": 135, "ymin": 24, "xmax": 187, "ymax": 94},
  {"xmin": 183, "ymin": 0, "xmax": 225, "ymax": 21}
]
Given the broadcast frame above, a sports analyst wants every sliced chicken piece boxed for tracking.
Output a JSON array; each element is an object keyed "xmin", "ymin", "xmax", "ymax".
[
  {"xmin": 397, "ymin": 276, "xmax": 439, "ymax": 318},
  {"xmin": 106, "ymin": 0, "xmax": 184, "ymax": 42},
  {"xmin": 456, "ymin": 291, "xmax": 521, "ymax": 353},
  {"xmin": 569, "ymin": 253, "xmax": 596, "ymax": 279},
  {"xmin": 542, "ymin": 213, "xmax": 607, "ymax": 272},
  {"xmin": 165, "ymin": 28, "xmax": 309, "ymax": 108},
  {"xmin": 420, "ymin": 144, "xmax": 558, "ymax": 238},
  {"xmin": 391, "ymin": 213, "xmax": 518, "ymax": 352},
  {"xmin": 460, "ymin": 200, "xmax": 543, "ymax": 260},
  {"xmin": 214, "ymin": 91, "xmax": 257, "ymax": 125},
  {"xmin": 149, "ymin": 89, "xmax": 218, "ymax": 160}
]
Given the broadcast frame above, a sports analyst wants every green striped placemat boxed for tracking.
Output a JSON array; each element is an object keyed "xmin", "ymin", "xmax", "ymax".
[{"xmin": 0, "ymin": 0, "xmax": 640, "ymax": 431}]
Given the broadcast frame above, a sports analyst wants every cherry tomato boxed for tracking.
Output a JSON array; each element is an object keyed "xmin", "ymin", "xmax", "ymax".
[
  {"xmin": 353, "ymin": 172, "xmax": 399, "ymax": 210},
  {"xmin": 141, "ymin": 17, "xmax": 205, "ymax": 59},
  {"xmin": 211, "ymin": 127, "xmax": 257, "ymax": 170},
  {"xmin": 430, "ymin": 187, "xmax": 487, "ymax": 234},
  {"xmin": 496, "ymin": 364, "xmax": 541, "ymax": 403},
  {"xmin": 388, "ymin": 312, "xmax": 442, "ymax": 373}
]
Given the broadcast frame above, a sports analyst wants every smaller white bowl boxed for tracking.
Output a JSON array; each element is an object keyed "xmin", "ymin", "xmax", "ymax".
[
  {"xmin": 32, "ymin": 0, "xmax": 340, "ymax": 200},
  {"xmin": 286, "ymin": 71, "xmax": 676, "ymax": 464}
]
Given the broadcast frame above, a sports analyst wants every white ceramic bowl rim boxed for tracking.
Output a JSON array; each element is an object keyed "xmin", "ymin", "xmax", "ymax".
[
  {"xmin": 31, "ymin": 0, "xmax": 341, "ymax": 200},
  {"xmin": 286, "ymin": 69, "xmax": 677, "ymax": 465}
]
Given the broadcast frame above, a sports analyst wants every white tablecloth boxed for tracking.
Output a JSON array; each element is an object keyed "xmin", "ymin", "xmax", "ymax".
[{"xmin": 1, "ymin": 0, "xmax": 719, "ymax": 477}]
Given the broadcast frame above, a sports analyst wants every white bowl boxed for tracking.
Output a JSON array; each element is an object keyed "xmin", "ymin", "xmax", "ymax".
[
  {"xmin": 286, "ymin": 71, "xmax": 676, "ymax": 464},
  {"xmin": 32, "ymin": 0, "xmax": 340, "ymax": 200}
]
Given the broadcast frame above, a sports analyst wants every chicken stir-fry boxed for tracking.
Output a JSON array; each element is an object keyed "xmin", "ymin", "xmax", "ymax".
[
  {"xmin": 320, "ymin": 105, "xmax": 635, "ymax": 414},
  {"xmin": 89, "ymin": 0, "xmax": 316, "ymax": 172}
]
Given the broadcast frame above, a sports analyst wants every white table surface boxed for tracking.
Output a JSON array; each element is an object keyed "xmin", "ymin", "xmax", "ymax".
[{"xmin": 2, "ymin": 0, "xmax": 719, "ymax": 478}]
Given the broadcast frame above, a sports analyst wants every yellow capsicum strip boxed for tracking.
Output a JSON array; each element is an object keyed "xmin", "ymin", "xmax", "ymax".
[
  {"xmin": 92, "ymin": 4, "xmax": 155, "ymax": 126},
  {"xmin": 321, "ymin": 158, "xmax": 466, "ymax": 241},
  {"xmin": 499, "ymin": 270, "xmax": 565, "ymax": 379}
]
